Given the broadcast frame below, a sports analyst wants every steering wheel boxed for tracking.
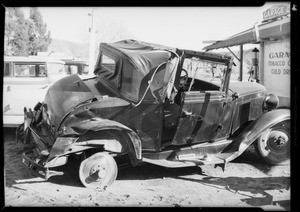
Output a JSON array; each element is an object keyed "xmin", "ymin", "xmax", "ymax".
[
  {"xmin": 179, "ymin": 69, "xmax": 188, "ymax": 88},
  {"xmin": 181, "ymin": 69, "xmax": 188, "ymax": 79}
]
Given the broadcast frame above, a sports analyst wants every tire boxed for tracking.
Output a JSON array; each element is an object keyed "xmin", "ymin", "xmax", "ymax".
[
  {"xmin": 79, "ymin": 152, "xmax": 118, "ymax": 190},
  {"xmin": 255, "ymin": 120, "xmax": 290, "ymax": 166}
]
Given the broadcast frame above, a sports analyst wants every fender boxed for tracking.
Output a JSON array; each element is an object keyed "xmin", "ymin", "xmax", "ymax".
[
  {"xmin": 220, "ymin": 109, "xmax": 290, "ymax": 162},
  {"xmin": 46, "ymin": 118, "xmax": 142, "ymax": 167}
]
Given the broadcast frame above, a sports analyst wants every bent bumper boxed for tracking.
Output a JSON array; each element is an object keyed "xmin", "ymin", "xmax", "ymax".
[{"xmin": 22, "ymin": 150, "xmax": 64, "ymax": 180}]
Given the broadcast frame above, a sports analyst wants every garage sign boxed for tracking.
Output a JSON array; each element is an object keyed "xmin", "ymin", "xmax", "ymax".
[
  {"xmin": 263, "ymin": 4, "xmax": 290, "ymax": 22},
  {"xmin": 264, "ymin": 38, "xmax": 290, "ymax": 98}
]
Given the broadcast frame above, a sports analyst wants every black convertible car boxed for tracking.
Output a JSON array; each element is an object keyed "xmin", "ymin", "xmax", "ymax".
[{"xmin": 16, "ymin": 40, "xmax": 290, "ymax": 190}]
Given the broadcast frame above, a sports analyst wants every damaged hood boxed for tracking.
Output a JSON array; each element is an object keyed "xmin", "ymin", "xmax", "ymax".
[
  {"xmin": 229, "ymin": 81, "xmax": 266, "ymax": 96},
  {"xmin": 43, "ymin": 75, "xmax": 96, "ymax": 131}
]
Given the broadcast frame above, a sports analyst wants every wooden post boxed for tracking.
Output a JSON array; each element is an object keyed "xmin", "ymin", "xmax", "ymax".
[
  {"xmin": 239, "ymin": 45, "xmax": 243, "ymax": 81},
  {"xmin": 259, "ymin": 42, "xmax": 264, "ymax": 85},
  {"xmin": 88, "ymin": 9, "xmax": 96, "ymax": 75},
  {"xmin": 252, "ymin": 47, "xmax": 259, "ymax": 82}
]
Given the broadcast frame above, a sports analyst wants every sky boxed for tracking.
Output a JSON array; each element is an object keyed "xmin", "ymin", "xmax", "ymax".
[{"xmin": 20, "ymin": 3, "xmax": 287, "ymax": 51}]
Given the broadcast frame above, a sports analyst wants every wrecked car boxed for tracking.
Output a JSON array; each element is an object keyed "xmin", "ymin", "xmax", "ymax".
[{"xmin": 16, "ymin": 40, "xmax": 290, "ymax": 190}]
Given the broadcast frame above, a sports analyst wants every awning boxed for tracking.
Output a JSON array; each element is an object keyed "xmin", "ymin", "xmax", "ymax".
[
  {"xmin": 203, "ymin": 28, "xmax": 259, "ymax": 50},
  {"xmin": 203, "ymin": 17, "xmax": 290, "ymax": 51}
]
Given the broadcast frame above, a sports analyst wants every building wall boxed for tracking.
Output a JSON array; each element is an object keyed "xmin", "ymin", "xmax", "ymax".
[{"xmin": 262, "ymin": 37, "xmax": 290, "ymax": 108}]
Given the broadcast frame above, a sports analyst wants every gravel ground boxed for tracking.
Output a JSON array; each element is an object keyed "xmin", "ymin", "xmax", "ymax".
[{"xmin": 3, "ymin": 127, "xmax": 291, "ymax": 209}]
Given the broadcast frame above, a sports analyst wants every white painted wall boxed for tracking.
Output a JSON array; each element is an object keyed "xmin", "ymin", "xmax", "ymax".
[{"xmin": 263, "ymin": 37, "xmax": 290, "ymax": 107}]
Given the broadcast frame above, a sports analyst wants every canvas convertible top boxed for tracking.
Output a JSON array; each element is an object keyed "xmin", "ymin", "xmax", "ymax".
[
  {"xmin": 94, "ymin": 40, "xmax": 177, "ymax": 102},
  {"xmin": 94, "ymin": 39, "xmax": 232, "ymax": 103}
]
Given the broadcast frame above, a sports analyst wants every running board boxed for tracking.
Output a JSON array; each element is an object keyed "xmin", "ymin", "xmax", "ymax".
[
  {"xmin": 142, "ymin": 153, "xmax": 230, "ymax": 168},
  {"xmin": 142, "ymin": 149, "xmax": 242, "ymax": 168},
  {"xmin": 142, "ymin": 157, "xmax": 199, "ymax": 168}
]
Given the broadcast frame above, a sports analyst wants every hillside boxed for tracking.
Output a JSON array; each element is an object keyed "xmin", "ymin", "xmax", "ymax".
[{"xmin": 47, "ymin": 39, "xmax": 89, "ymax": 59}]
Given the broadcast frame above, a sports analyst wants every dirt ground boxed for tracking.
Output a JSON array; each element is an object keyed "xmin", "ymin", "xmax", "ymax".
[{"xmin": 3, "ymin": 127, "xmax": 291, "ymax": 209}]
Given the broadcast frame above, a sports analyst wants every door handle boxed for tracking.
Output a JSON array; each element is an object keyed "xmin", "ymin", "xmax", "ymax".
[
  {"xmin": 7, "ymin": 85, "xmax": 11, "ymax": 92},
  {"xmin": 40, "ymin": 85, "xmax": 48, "ymax": 89}
]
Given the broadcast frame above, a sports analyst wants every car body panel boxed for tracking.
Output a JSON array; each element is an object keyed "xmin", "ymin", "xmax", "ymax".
[
  {"xmin": 43, "ymin": 74, "xmax": 96, "ymax": 137},
  {"xmin": 48, "ymin": 118, "xmax": 142, "ymax": 166},
  {"xmin": 172, "ymin": 91, "xmax": 235, "ymax": 145}
]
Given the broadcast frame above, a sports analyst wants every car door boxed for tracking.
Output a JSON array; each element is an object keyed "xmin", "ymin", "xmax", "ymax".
[{"xmin": 171, "ymin": 90, "xmax": 234, "ymax": 145}]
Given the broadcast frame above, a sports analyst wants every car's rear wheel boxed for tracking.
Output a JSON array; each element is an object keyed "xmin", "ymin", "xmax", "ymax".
[
  {"xmin": 79, "ymin": 152, "xmax": 118, "ymax": 190},
  {"xmin": 256, "ymin": 120, "xmax": 290, "ymax": 165}
]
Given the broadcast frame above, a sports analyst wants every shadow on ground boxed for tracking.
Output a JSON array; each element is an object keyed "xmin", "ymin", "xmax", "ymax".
[
  {"xmin": 5, "ymin": 139, "xmax": 286, "ymax": 188},
  {"xmin": 231, "ymin": 144, "xmax": 285, "ymax": 175},
  {"xmin": 5, "ymin": 127, "xmax": 290, "ymax": 210},
  {"xmin": 174, "ymin": 174, "xmax": 290, "ymax": 209}
]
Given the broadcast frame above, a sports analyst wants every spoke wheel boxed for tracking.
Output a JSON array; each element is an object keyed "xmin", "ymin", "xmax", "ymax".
[
  {"xmin": 256, "ymin": 120, "xmax": 290, "ymax": 165},
  {"xmin": 79, "ymin": 152, "xmax": 118, "ymax": 190}
]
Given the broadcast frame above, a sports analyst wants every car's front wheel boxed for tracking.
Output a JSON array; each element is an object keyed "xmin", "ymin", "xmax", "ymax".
[
  {"xmin": 79, "ymin": 152, "xmax": 118, "ymax": 190},
  {"xmin": 256, "ymin": 120, "xmax": 290, "ymax": 165}
]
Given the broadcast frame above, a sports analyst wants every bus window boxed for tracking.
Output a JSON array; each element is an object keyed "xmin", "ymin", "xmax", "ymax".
[
  {"xmin": 64, "ymin": 65, "xmax": 81, "ymax": 75},
  {"xmin": 77, "ymin": 65, "xmax": 82, "ymax": 75},
  {"xmin": 47, "ymin": 63, "xmax": 65, "ymax": 75},
  {"xmin": 64, "ymin": 65, "xmax": 70, "ymax": 74},
  {"xmin": 38, "ymin": 64, "xmax": 47, "ymax": 77},
  {"xmin": 83, "ymin": 65, "xmax": 89, "ymax": 75},
  {"xmin": 14, "ymin": 64, "xmax": 36, "ymax": 77},
  {"xmin": 70, "ymin": 65, "xmax": 78, "ymax": 74},
  {"xmin": 4, "ymin": 62, "xmax": 10, "ymax": 77}
]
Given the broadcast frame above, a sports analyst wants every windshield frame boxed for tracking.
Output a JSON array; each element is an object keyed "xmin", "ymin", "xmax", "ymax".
[{"xmin": 180, "ymin": 50, "xmax": 233, "ymax": 97}]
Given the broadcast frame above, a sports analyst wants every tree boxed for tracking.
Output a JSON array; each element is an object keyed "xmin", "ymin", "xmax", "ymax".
[
  {"xmin": 5, "ymin": 8, "xmax": 29, "ymax": 56},
  {"xmin": 93, "ymin": 19, "xmax": 134, "ymax": 60},
  {"xmin": 27, "ymin": 8, "xmax": 52, "ymax": 55},
  {"xmin": 4, "ymin": 7, "xmax": 52, "ymax": 56}
]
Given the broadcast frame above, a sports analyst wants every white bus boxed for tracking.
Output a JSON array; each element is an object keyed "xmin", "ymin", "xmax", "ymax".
[{"xmin": 3, "ymin": 56, "xmax": 66, "ymax": 127}]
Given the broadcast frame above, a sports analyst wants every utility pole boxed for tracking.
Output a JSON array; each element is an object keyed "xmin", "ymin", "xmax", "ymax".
[
  {"xmin": 239, "ymin": 45, "xmax": 243, "ymax": 81},
  {"xmin": 88, "ymin": 9, "xmax": 96, "ymax": 75}
]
